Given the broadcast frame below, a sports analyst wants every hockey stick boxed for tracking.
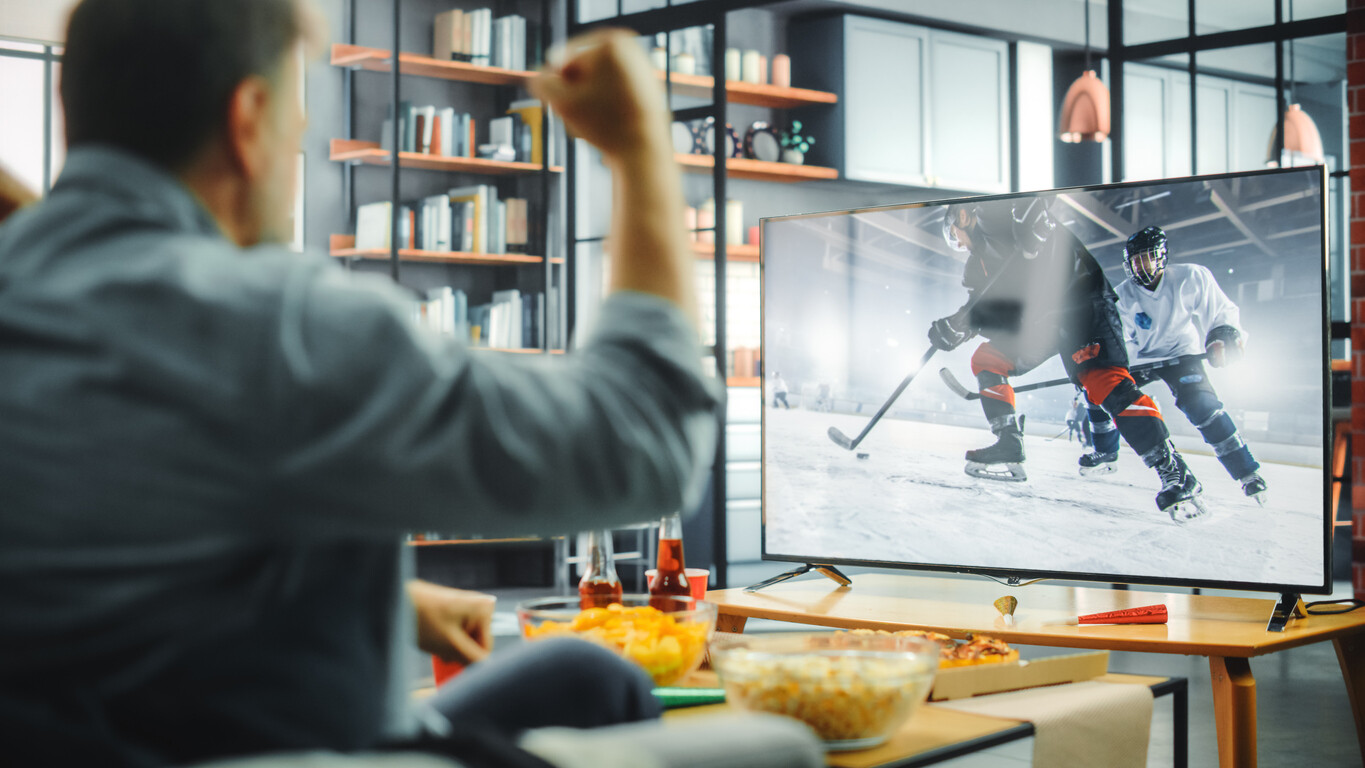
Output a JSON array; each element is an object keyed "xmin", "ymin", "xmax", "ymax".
[
  {"xmin": 938, "ymin": 353, "xmax": 1210, "ymax": 402},
  {"xmin": 828, "ymin": 345, "xmax": 937, "ymax": 450}
]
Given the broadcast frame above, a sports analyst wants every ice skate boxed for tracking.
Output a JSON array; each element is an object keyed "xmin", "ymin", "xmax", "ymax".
[
  {"xmin": 1078, "ymin": 450, "xmax": 1118, "ymax": 476},
  {"xmin": 1240, "ymin": 473, "xmax": 1267, "ymax": 507},
  {"xmin": 965, "ymin": 418, "xmax": 1027, "ymax": 482},
  {"xmin": 1154, "ymin": 448, "xmax": 1208, "ymax": 523}
]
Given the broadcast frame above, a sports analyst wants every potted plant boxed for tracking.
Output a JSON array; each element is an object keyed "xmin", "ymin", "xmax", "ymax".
[{"xmin": 780, "ymin": 120, "xmax": 815, "ymax": 165}]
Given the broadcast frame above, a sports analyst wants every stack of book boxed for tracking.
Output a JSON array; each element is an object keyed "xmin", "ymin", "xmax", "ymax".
[
  {"xmin": 434, "ymin": 8, "xmax": 531, "ymax": 71},
  {"xmin": 413, "ymin": 287, "xmax": 549, "ymax": 350},
  {"xmin": 355, "ymin": 189, "xmax": 530, "ymax": 255},
  {"xmin": 380, "ymin": 100, "xmax": 553, "ymax": 165}
]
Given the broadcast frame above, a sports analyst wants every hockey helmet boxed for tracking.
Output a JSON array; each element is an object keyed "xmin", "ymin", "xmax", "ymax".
[
  {"xmin": 942, "ymin": 204, "xmax": 977, "ymax": 253},
  {"xmin": 1124, "ymin": 226, "xmax": 1168, "ymax": 289}
]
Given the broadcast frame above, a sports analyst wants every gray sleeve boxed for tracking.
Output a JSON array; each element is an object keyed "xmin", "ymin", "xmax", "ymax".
[{"xmin": 263, "ymin": 263, "xmax": 722, "ymax": 538}]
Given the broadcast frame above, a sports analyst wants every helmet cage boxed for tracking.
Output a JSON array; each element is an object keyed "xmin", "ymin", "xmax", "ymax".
[{"xmin": 1124, "ymin": 242, "xmax": 1167, "ymax": 288}]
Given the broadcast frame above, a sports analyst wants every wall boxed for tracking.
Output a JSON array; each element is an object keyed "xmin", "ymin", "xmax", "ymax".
[{"xmin": 0, "ymin": 0, "xmax": 76, "ymax": 44}]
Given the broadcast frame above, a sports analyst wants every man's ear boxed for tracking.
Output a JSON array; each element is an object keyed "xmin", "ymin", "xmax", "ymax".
[{"xmin": 224, "ymin": 75, "xmax": 274, "ymax": 181}]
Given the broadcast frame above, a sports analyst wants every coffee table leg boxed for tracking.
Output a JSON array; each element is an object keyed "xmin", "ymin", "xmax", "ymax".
[
  {"xmin": 716, "ymin": 612, "xmax": 747, "ymax": 634},
  {"xmin": 1209, "ymin": 656, "xmax": 1256, "ymax": 768},
  {"xmin": 1334, "ymin": 634, "xmax": 1365, "ymax": 766}
]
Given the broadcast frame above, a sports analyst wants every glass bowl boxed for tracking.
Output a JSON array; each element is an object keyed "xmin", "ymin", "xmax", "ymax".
[
  {"xmin": 709, "ymin": 631, "xmax": 939, "ymax": 751},
  {"xmin": 516, "ymin": 594, "xmax": 717, "ymax": 687}
]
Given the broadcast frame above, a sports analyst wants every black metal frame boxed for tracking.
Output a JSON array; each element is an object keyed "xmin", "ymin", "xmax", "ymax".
[
  {"xmin": 568, "ymin": 1, "xmax": 736, "ymax": 588},
  {"xmin": 1106, "ymin": 1, "xmax": 1347, "ymax": 180},
  {"xmin": 0, "ymin": 42, "xmax": 62, "ymax": 193}
]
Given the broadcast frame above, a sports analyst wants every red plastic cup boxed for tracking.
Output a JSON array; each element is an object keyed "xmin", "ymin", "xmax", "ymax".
[
  {"xmin": 431, "ymin": 656, "xmax": 465, "ymax": 687},
  {"xmin": 646, "ymin": 568, "xmax": 710, "ymax": 602}
]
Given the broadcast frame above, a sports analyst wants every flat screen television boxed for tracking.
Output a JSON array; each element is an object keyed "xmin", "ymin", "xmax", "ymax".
[{"xmin": 759, "ymin": 167, "xmax": 1331, "ymax": 595}]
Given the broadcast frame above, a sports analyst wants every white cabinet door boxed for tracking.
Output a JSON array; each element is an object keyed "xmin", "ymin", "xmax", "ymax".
[
  {"xmin": 1232, "ymin": 83, "xmax": 1277, "ymax": 172},
  {"xmin": 843, "ymin": 17, "xmax": 929, "ymax": 186},
  {"xmin": 1196, "ymin": 79, "xmax": 1231, "ymax": 174},
  {"xmin": 1124, "ymin": 64, "xmax": 1170, "ymax": 181},
  {"xmin": 926, "ymin": 30, "xmax": 1010, "ymax": 193}
]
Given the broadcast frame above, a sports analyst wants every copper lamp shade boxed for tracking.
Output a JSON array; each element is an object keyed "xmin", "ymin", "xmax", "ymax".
[
  {"xmin": 1267, "ymin": 103, "xmax": 1325, "ymax": 166},
  {"xmin": 1059, "ymin": 70, "xmax": 1111, "ymax": 143}
]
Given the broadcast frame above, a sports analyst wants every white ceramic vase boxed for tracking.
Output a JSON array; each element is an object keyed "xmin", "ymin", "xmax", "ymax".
[{"xmin": 781, "ymin": 148, "xmax": 804, "ymax": 165}]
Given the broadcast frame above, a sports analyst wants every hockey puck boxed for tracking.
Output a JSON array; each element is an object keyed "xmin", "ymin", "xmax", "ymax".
[{"xmin": 856, "ymin": 452, "xmax": 870, "ymax": 460}]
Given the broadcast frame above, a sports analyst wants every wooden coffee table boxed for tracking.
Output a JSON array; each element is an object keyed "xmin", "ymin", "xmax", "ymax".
[
  {"xmin": 667, "ymin": 670, "xmax": 1187, "ymax": 767},
  {"xmin": 703, "ymin": 572, "xmax": 1365, "ymax": 768}
]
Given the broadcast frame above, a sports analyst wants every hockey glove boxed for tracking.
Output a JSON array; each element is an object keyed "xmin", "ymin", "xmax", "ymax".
[
  {"xmin": 928, "ymin": 310, "xmax": 975, "ymax": 351},
  {"xmin": 1205, "ymin": 325, "xmax": 1244, "ymax": 368}
]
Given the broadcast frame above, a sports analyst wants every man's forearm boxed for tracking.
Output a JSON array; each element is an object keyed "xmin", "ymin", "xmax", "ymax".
[{"xmin": 607, "ymin": 139, "xmax": 697, "ymax": 326}]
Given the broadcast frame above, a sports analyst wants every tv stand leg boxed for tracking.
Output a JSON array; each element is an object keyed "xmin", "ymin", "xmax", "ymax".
[
  {"xmin": 1334, "ymin": 633, "xmax": 1365, "ymax": 767},
  {"xmin": 1266, "ymin": 592, "xmax": 1305, "ymax": 632},
  {"xmin": 716, "ymin": 612, "xmax": 748, "ymax": 634},
  {"xmin": 1209, "ymin": 656, "xmax": 1256, "ymax": 768},
  {"xmin": 743, "ymin": 563, "xmax": 853, "ymax": 593}
]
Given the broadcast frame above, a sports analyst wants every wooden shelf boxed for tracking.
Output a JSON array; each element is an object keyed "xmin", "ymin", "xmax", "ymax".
[
  {"xmin": 407, "ymin": 536, "xmax": 547, "ymax": 547},
  {"xmin": 472, "ymin": 347, "xmax": 566, "ymax": 355},
  {"xmin": 329, "ymin": 234, "xmax": 550, "ymax": 266},
  {"xmin": 330, "ymin": 139, "xmax": 562, "ymax": 175},
  {"xmin": 659, "ymin": 70, "xmax": 838, "ymax": 109},
  {"xmin": 331, "ymin": 43, "xmax": 535, "ymax": 86},
  {"xmin": 676, "ymin": 153, "xmax": 837, "ymax": 183},
  {"xmin": 727, "ymin": 376, "xmax": 761, "ymax": 387},
  {"xmin": 692, "ymin": 242, "xmax": 759, "ymax": 262}
]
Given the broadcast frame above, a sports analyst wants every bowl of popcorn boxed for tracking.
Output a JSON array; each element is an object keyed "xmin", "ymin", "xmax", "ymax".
[
  {"xmin": 516, "ymin": 595, "xmax": 716, "ymax": 687},
  {"xmin": 709, "ymin": 631, "xmax": 939, "ymax": 751}
]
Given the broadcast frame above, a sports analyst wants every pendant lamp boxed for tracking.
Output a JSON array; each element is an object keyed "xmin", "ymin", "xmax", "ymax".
[
  {"xmin": 1059, "ymin": 0, "xmax": 1111, "ymax": 143},
  {"xmin": 1268, "ymin": 0, "xmax": 1325, "ymax": 166}
]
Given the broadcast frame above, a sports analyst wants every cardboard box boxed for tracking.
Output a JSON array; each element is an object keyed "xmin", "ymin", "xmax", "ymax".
[{"xmin": 929, "ymin": 650, "xmax": 1109, "ymax": 701}]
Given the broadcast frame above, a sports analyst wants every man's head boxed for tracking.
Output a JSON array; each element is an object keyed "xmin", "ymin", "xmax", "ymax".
[{"xmin": 61, "ymin": 0, "xmax": 324, "ymax": 246}]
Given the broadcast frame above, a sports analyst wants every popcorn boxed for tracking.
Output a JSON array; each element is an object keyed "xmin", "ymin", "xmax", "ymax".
[
  {"xmin": 713, "ymin": 647, "xmax": 935, "ymax": 745},
  {"xmin": 522, "ymin": 603, "xmax": 711, "ymax": 686}
]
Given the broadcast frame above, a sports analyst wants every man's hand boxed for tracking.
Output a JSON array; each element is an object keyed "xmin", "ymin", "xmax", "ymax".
[
  {"xmin": 0, "ymin": 162, "xmax": 38, "ymax": 225},
  {"xmin": 928, "ymin": 311, "xmax": 973, "ymax": 351},
  {"xmin": 1205, "ymin": 325, "xmax": 1244, "ymax": 368},
  {"xmin": 408, "ymin": 580, "xmax": 497, "ymax": 665},
  {"xmin": 529, "ymin": 28, "xmax": 672, "ymax": 166}
]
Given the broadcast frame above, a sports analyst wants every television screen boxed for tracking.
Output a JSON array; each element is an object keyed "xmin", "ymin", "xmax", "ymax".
[{"xmin": 760, "ymin": 167, "xmax": 1330, "ymax": 594}]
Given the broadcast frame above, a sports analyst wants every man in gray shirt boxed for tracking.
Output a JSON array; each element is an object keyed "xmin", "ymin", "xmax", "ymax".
[{"xmin": 0, "ymin": 1, "xmax": 720, "ymax": 766}]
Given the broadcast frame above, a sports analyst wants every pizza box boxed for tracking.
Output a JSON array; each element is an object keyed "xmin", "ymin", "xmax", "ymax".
[{"xmin": 928, "ymin": 650, "xmax": 1109, "ymax": 701}]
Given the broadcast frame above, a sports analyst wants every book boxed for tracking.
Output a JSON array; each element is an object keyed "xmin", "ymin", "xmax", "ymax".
[
  {"xmin": 507, "ymin": 99, "xmax": 553, "ymax": 166},
  {"xmin": 356, "ymin": 201, "xmax": 392, "ymax": 250},
  {"xmin": 492, "ymin": 289, "xmax": 522, "ymax": 349},
  {"xmin": 438, "ymin": 107, "xmax": 456, "ymax": 157},
  {"xmin": 434, "ymin": 9, "xmax": 463, "ymax": 61}
]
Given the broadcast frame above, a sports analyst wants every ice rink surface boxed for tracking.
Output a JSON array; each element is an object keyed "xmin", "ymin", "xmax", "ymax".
[{"xmin": 764, "ymin": 407, "xmax": 1326, "ymax": 587}]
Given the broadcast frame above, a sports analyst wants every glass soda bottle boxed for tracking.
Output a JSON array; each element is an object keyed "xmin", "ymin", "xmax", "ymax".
[
  {"xmin": 578, "ymin": 529, "xmax": 623, "ymax": 609},
  {"xmin": 649, "ymin": 512, "xmax": 690, "ymax": 611}
]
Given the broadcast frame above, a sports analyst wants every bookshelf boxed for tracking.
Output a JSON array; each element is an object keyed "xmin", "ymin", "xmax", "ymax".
[{"xmin": 336, "ymin": 0, "xmax": 563, "ymax": 359}]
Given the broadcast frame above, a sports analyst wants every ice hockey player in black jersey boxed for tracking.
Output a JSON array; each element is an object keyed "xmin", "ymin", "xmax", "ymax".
[
  {"xmin": 928, "ymin": 200, "xmax": 1207, "ymax": 521},
  {"xmin": 1081, "ymin": 225, "xmax": 1267, "ymax": 505}
]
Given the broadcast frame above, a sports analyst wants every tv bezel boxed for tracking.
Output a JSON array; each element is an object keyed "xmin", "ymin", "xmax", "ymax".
[{"xmin": 757, "ymin": 165, "xmax": 1333, "ymax": 596}]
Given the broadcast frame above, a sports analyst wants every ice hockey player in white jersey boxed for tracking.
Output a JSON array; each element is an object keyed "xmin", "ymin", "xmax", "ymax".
[{"xmin": 1080, "ymin": 226, "xmax": 1267, "ymax": 505}]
